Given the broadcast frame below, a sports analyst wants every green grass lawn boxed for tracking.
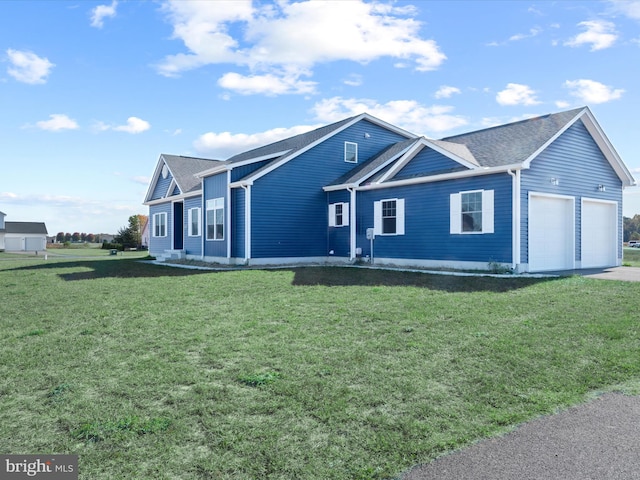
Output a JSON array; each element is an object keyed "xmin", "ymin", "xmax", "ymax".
[
  {"xmin": 623, "ymin": 246, "xmax": 640, "ymax": 267},
  {"xmin": 1, "ymin": 257, "xmax": 639, "ymax": 479}
]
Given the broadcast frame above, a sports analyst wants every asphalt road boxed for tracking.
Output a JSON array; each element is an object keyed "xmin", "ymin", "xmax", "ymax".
[{"xmin": 401, "ymin": 393, "xmax": 640, "ymax": 480}]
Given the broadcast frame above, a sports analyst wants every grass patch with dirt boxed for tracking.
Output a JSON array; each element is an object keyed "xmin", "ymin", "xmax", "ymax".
[{"xmin": 1, "ymin": 257, "xmax": 639, "ymax": 479}]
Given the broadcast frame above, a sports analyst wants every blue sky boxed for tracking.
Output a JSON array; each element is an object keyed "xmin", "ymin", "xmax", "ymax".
[{"xmin": 1, "ymin": 0, "xmax": 639, "ymax": 235}]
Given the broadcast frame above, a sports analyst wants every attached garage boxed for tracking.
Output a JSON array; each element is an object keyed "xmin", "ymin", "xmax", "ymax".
[
  {"xmin": 528, "ymin": 193, "xmax": 575, "ymax": 272},
  {"xmin": 581, "ymin": 199, "xmax": 617, "ymax": 269}
]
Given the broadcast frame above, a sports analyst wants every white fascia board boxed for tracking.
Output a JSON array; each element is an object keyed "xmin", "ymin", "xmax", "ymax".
[
  {"xmin": 423, "ymin": 139, "xmax": 479, "ymax": 170},
  {"xmin": 143, "ymin": 155, "xmax": 167, "ymax": 203},
  {"xmin": 143, "ymin": 190, "xmax": 202, "ymax": 206},
  {"xmin": 165, "ymin": 178, "xmax": 179, "ymax": 198},
  {"xmin": 195, "ymin": 150, "xmax": 293, "ymax": 179},
  {"xmin": 237, "ymin": 114, "xmax": 418, "ymax": 186},
  {"xmin": 521, "ymin": 109, "xmax": 585, "ymax": 169},
  {"xmin": 357, "ymin": 163, "xmax": 524, "ymax": 191},
  {"xmin": 377, "ymin": 141, "xmax": 424, "ymax": 183},
  {"xmin": 322, "ymin": 144, "xmax": 416, "ymax": 192},
  {"xmin": 580, "ymin": 109, "xmax": 636, "ymax": 187}
]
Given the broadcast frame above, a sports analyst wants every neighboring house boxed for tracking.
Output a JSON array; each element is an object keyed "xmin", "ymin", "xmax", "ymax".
[
  {"xmin": 0, "ymin": 211, "xmax": 49, "ymax": 252},
  {"xmin": 140, "ymin": 216, "xmax": 150, "ymax": 248},
  {"xmin": 143, "ymin": 107, "xmax": 635, "ymax": 273}
]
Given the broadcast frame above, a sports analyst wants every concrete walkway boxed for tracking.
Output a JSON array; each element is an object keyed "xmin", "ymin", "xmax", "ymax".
[{"xmin": 401, "ymin": 393, "xmax": 640, "ymax": 480}]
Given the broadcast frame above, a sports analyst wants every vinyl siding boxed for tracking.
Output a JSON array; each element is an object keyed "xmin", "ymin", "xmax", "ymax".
[
  {"xmin": 148, "ymin": 203, "xmax": 172, "ymax": 255},
  {"xmin": 150, "ymin": 168, "xmax": 173, "ymax": 200},
  {"xmin": 520, "ymin": 120, "xmax": 623, "ymax": 264},
  {"xmin": 203, "ymin": 172, "xmax": 228, "ymax": 258},
  {"xmin": 393, "ymin": 147, "xmax": 468, "ymax": 180},
  {"xmin": 327, "ymin": 190, "xmax": 352, "ymax": 257},
  {"xmin": 356, "ymin": 174, "xmax": 512, "ymax": 262},
  {"xmin": 183, "ymin": 196, "xmax": 202, "ymax": 256},
  {"xmin": 232, "ymin": 187, "xmax": 246, "ymax": 259},
  {"xmin": 231, "ymin": 160, "xmax": 273, "ymax": 182},
  {"xmin": 250, "ymin": 119, "xmax": 409, "ymax": 258}
]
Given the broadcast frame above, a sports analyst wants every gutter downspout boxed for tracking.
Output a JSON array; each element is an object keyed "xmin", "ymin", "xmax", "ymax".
[
  {"xmin": 227, "ymin": 171, "xmax": 232, "ymax": 264},
  {"xmin": 241, "ymin": 184, "xmax": 251, "ymax": 264},
  {"xmin": 508, "ymin": 169, "xmax": 521, "ymax": 272},
  {"xmin": 348, "ymin": 187, "xmax": 357, "ymax": 261}
]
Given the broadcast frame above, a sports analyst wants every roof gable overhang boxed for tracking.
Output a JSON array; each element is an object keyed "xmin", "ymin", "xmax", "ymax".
[
  {"xmin": 324, "ymin": 137, "xmax": 479, "ymax": 192},
  {"xmin": 196, "ymin": 150, "xmax": 291, "ymax": 179},
  {"xmin": 144, "ymin": 191, "xmax": 202, "ymax": 206},
  {"xmin": 523, "ymin": 108, "xmax": 635, "ymax": 187},
  {"xmin": 230, "ymin": 113, "xmax": 416, "ymax": 187},
  {"xmin": 355, "ymin": 162, "xmax": 525, "ymax": 192}
]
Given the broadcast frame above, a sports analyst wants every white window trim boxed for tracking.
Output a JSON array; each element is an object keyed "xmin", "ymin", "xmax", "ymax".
[
  {"xmin": 374, "ymin": 198, "xmax": 405, "ymax": 236},
  {"xmin": 206, "ymin": 197, "xmax": 225, "ymax": 241},
  {"xmin": 345, "ymin": 142, "xmax": 358, "ymax": 163},
  {"xmin": 152, "ymin": 212, "xmax": 167, "ymax": 238},
  {"xmin": 188, "ymin": 207, "xmax": 201, "ymax": 237},
  {"xmin": 450, "ymin": 189, "xmax": 494, "ymax": 234},
  {"xmin": 328, "ymin": 202, "xmax": 350, "ymax": 227}
]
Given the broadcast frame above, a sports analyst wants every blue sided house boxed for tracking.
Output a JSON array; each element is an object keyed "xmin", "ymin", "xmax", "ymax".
[{"xmin": 143, "ymin": 107, "xmax": 635, "ymax": 273}]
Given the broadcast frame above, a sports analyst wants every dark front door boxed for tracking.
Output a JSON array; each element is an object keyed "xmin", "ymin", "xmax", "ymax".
[{"xmin": 173, "ymin": 202, "xmax": 184, "ymax": 250}]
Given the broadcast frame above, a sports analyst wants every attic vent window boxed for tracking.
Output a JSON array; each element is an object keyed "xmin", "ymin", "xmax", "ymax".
[
  {"xmin": 161, "ymin": 164, "xmax": 169, "ymax": 179},
  {"xmin": 345, "ymin": 142, "xmax": 358, "ymax": 163}
]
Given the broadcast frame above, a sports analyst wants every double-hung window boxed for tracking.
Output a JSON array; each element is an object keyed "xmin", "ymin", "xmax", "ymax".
[
  {"xmin": 374, "ymin": 198, "xmax": 405, "ymax": 235},
  {"xmin": 450, "ymin": 190, "xmax": 494, "ymax": 234},
  {"xmin": 206, "ymin": 198, "xmax": 224, "ymax": 240},
  {"xmin": 188, "ymin": 207, "xmax": 201, "ymax": 237},
  {"xmin": 328, "ymin": 202, "xmax": 349, "ymax": 227},
  {"xmin": 153, "ymin": 212, "xmax": 167, "ymax": 237},
  {"xmin": 345, "ymin": 142, "xmax": 358, "ymax": 163}
]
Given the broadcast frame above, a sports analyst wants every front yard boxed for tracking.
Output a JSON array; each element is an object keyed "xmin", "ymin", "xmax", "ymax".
[{"xmin": 1, "ymin": 256, "xmax": 639, "ymax": 479}]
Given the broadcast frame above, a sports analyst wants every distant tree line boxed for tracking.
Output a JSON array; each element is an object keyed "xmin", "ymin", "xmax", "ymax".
[
  {"xmin": 56, "ymin": 232, "xmax": 102, "ymax": 243},
  {"xmin": 624, "ymin": 215, "xmax": 640, "ymax": 242}
]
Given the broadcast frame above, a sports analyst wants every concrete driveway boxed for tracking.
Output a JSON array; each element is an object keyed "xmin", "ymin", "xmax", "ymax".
[{"xmin": 553, "ymin": 266, "xmax": 640, "ymax": 281}]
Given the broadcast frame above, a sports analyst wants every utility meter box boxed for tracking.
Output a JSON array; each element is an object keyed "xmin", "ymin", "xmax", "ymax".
[{"xmin": 366, "ymin": 228, "xmax": 375, "ymax": 240}]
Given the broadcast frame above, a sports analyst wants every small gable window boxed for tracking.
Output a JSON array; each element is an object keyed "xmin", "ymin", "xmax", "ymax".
[
  {"xmin": 328, "ymin": 202, "xmax": 349, "ymax": 227},
  {"xmin": 206, "ymin": 197, "xmax": 224, "ymax": 241},
  {"xmin": 153, "ymin": 212, "xmax": 167, "ymax": 237},
  {"xmin": 345, "ymin": 142, "xmax": 358, "ymax": 163},
  {"xmin": 450, "ymin": 190, "xmax": 494, "ymax": 234},
  {"xmin": 374, "ymin": 198, "xmax": 405, "ymax": 235},
  {"xmin": 188, "ymin": 207, "xmax": 201, "ymax": 237}
]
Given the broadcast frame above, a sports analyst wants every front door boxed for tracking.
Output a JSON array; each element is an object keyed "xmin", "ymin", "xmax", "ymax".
[{"xmin": 173, "ymin": 202, "xmax": 184, "ymax": 250}]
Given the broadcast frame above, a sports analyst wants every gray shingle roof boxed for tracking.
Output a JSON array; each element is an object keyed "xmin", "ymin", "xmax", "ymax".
[
  {"xmin": 226, "ymin": 116, "xmax": 359, "ymax": 165},
  {"xmin": 440, "ymin": 107, "xmax": 585, "ymax": 167},
  {"xmin": 161, "ymin": 155, "xmax": 222, "ymax": 194},
  {"xmin": 5, "ymin": 222, "xmax": 48, "ymax": 234}
]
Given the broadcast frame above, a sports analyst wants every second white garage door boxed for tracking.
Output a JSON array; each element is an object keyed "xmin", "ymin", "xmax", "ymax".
[
  {"xmin": 581, "ymin": 199, "xmax": 617, "ymax": 268},
  {"xmin": 529, "ymin": 194, "xmax": 574, "ymax": 272}
]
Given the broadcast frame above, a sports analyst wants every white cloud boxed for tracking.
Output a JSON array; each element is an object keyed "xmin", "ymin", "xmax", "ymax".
[
  {"xmin": 311, "ymin": 96, "xmax": 468, "ymax": 135},
  {"xmin": 217, "ymin": 70, "xmax": 317, "ymax": 95},
  {"xmin": 434, "ymin": 85, "xmax": 461, "ymax": 99},
  {"xmin": 555, "ymin": 100, "xmax": 571, "ymax": 108},
  {"xmin": 113, "ymin": 117, "xmax": 151, "ymax": 134},
  {"xmin": 94, "ymin": 117, "xmax": 150, "ymax": 134},
  {"xmin": 157, "ymin": 0, "xmax": 446, "ymax": 95},
  {"xmin": 132, "ymin": 176, "xmax": 151, "ymax": 185},
  {"xmin": 564, "ymin": 79, "xmax": 624, "ymax": 103},
  {"xmin": 194, "ymin": 124, "xmax": 320, "ymax": 158},
  {"xmin": 496, "ymin": 83, "xmax": 541, "ymax": 106},
  {"xmin": 6, "ymin": 49, "xmax": 54, "ymax": 84},
  {"xmin": 91, "ymin": 1, "xmax": 118, "ymax": 28},
  {"xmin": 509, "ymin": 27, "xmax": 542, "ymax": 42},
  {"xmin": 565, "ymin": 20, "xmax": 617, "ymax": 51},
  {"xmin": 343, "ymin": 74, "xmax": 363, "ymax": 87},
  {"xmin": 35, "ymin": 114, "xmax": 79, "ymax": 131},
  {"xmin": 608, "ymin": 0, "xmax": 640, "ymax": 20}
]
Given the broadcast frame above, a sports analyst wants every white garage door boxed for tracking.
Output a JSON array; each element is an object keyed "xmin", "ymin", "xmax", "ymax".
[
  {"xmin": 25, "ymin": 237, "xmax": 45, "ymax": 251},
  {"xmin": 4, "ymin": 237, "xmax": 22, "ymax": 251},
  {"xmin": 581, "ymin": 200, "xmax": 617, "ymax": 268},
  {"xmin": 529, "ymin": 194, "xmax": 574, "ymax": 272}
]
